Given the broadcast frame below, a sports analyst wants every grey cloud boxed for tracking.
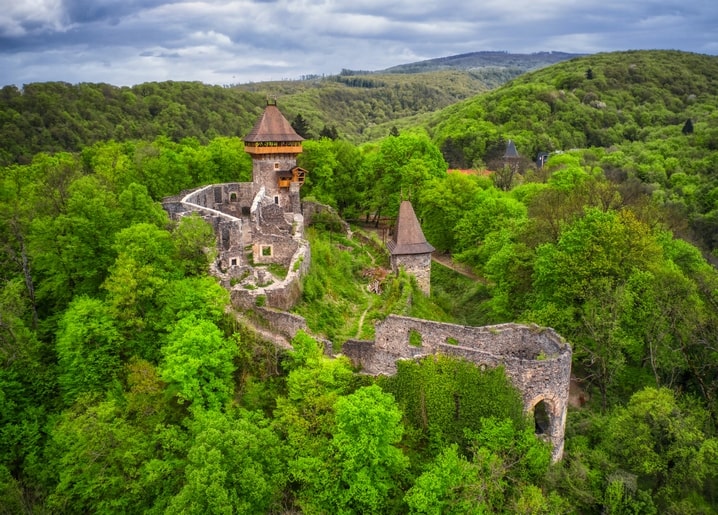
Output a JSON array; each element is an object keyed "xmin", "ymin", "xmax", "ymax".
[{"xmin": 0, "ymin": 0, "xmax": 716, "ymax": 87}]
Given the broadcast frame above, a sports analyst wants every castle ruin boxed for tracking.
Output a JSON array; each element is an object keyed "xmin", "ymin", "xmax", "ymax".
[{"xmin": 162, "ymin": 102, "xmax": 572, "ymax": 462}]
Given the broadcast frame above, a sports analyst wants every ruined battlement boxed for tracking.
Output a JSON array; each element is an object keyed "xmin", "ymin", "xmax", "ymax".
[{"xmin": 342, "ymin": 315, "xmax": 571, "ymax": 461}]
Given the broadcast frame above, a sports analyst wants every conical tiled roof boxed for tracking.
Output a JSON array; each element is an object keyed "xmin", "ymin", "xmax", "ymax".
[
  {"xmin": 244, "ymin": 104, "xmax": 304, "ymax": 143},
  {"xmin": 387, "ymin": 200, "xmax": 435, "ymax": 255}
]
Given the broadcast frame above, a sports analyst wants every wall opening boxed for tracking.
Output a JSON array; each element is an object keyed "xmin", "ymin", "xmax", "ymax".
[
  {"xmin": 274, "ymin": 162, "xmax": 280, "ymax": 170},
  {"xmin": 230, "ymin": 192, "xmax": 238, "ymax": 202},
  {"xmin": 533, "ymin": 400, "xmax": 551, "ymax": 435},
  {"xmin": 274, "ymin": 196, "xmax": 279, "ymax": 205},
  {"xmin": 261, "ymin": 245, "xmax": 273, "ymax": 257},
  {"xmin": 230, "ymin": 258, "xmax": 238, "ymax": 266},
  {"xmin": 408, "ymin": 329, "xmax": 423, "ymax": 347}
]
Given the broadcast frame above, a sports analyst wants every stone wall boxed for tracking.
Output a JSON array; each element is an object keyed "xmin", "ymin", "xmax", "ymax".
[
  {"xmin": 391, "ymin": 253, "xmax": 432, "ymax": 295},
  {"xmin": 302, "ymin": 201, "xmax": 351, "ymax": 234},
  {"xmin": 254, "ymin": 307, "xmax": 308, "ymax": 340},
  {"xmin": 229, "ymin": 241, "xmax": 311, "ymax": 310},
  {"xmin": 252, "ymin": 154, "xmax": 299, "ymax": 206},
  {"xmin": 341, "ymin": 314, "xmax": 572, "ymax": 462}
]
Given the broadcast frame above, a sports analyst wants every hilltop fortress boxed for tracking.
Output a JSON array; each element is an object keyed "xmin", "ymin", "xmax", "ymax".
[{"xmin": 162, "ymin": 102, "xmax": 572, "ymax": 461}]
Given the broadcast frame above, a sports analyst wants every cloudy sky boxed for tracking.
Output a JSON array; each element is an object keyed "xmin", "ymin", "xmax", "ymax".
[{"xmin": 1, "ymin": 0, "xmax": 717, "ymax": 87}]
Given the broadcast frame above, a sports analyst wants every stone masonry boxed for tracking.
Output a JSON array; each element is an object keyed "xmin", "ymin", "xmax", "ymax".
[{"xmin": 342, "ymin": 315, "xmax": 572, "ymax": 462}]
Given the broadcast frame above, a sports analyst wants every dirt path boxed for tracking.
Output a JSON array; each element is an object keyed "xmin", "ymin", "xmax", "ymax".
[{"xmin": 431, "ymin": 253, "xmax": 482, "ymax": 281}]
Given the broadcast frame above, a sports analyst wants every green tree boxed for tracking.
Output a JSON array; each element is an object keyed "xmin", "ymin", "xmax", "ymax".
[
  {"xmin": 45, "ymin": 399, "xmax": 158, "ymax": 514},
  {"xmin": 168, "ymin": 409, "xmax": 286, "ymax": 514},
  {"xmin": 291, "ymin": 113, "xmax": 311, "ymax": 139},
  {"xmin": 604, "ymin": 387, "xmax": 718, "ymax": 512},
  {"xmin": 405, "ymin": 418, "xmax": 554, "ymax": 514},
  {"xmin": 103, "ymin": 223, "xmax": 179, "ymax": 353},
  {"xmin": 417, "ymin": 172, "xmax": 483, "ymax": 252},
  {"xmin": 172, "ymin": 214, "xmax": 217, "ymax": 276},
  {"xmin": 367, "ymin": 132, "xmax": 447, "ymax": 220},
  {"xmin": 292, "ymin": 384, "xmax": 408, "ymax": 514},
  {"xmin": 160, "ymin": 316, "xmax": 238, "ymax": 410},
  {"xmin": 55, "ymin": 296, "xmax": 121, "ymax": 405}
]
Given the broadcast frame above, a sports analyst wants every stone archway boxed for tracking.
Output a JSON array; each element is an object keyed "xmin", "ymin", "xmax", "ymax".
[
  {"xmin": 526, "ymin": 395, "xmax": 565, "ymax": 461},
  {"xmin": 533, "ymin": 399, "xmax": 551, "ymax": 435}
]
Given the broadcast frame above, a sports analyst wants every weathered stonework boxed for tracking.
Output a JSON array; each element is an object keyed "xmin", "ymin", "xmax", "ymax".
[
  {"xmin": 390, "ymin": 253, "xmax": 432, "ymax": 295},
  {"xmin": 341, "ymin": 315, "xmax": 571, "ymax": 462}
]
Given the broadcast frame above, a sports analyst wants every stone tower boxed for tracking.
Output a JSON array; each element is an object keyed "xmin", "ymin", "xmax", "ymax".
[
  {"xmin": 388, "ymin": 200, "xmax": 435, "ymax": 295},
  {"xmin": 244, "ymin": 100, "xmax": 306, "ymax": 212}
]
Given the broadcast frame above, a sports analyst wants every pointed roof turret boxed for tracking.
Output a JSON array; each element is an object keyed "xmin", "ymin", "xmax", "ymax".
[
  {"xmin": 244, "ymin": 103, "xmax": 304, "ymax": 144},
  {"xmin": 503, "ymin": 139, "xmax": 520, "ymax": 159},
  {"xmin": 387, "ymin": 200, "xmax": 435, "ymax": 255}
]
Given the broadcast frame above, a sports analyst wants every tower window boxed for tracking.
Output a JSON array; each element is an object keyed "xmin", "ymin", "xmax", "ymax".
[
  {"xmin": 274, "ymin": 196, "xmax": 279, "ymax": 205},
  {"xmin": 274, "ymin": 162, "xmax": 280, "ymax": 170}
]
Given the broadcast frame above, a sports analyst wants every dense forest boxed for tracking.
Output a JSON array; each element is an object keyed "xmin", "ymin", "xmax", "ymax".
[
  {"xmin": 2, "ymin": 49, "xmax": 718, "ymax": 513},
  {"xmin": 0, "ymin": 51, "xmax": 579, "ymax": 165}
]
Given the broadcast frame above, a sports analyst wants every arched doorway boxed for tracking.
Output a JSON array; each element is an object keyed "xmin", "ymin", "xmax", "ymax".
[{"xmin": 533, "ymin": 399, "xmax": 551, "ymax": 435}]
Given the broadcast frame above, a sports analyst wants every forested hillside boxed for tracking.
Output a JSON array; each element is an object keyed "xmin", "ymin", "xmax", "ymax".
[
  {"xmin": 421, "ymin": 50, "xmax": 718, "ymax": 254},
  {"xmin": 0, "ymin": 51, "xmax": 579, "ymax": 165},
  {"xmin": 2, "ymin": 50, "xmax": 718, "ymax": 512}
]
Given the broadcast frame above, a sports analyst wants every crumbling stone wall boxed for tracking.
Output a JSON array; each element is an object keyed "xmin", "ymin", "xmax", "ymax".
[
  {"xmin": 162, "ymin": 182, "xmax": 311, "ymax": 311},
  {"xmin": 391, "ymin": 253, "xmax": 432, "ymax": 295},
  {"xmin": 341, "ymin": 315, "xmax": 572, "ymax": 462},
  {"xmin": 228, "ymin": 242, "xmax": 311, "ymax": 310}
]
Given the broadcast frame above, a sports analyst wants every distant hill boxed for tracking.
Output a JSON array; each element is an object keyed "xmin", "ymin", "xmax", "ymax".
[
  {"xmin": 380, "ymin": 51, "xmax": 584, "ymax": 74},
  {"xmin": 0, "ymin": 51, "xmax": 587, "ymax": 162}
]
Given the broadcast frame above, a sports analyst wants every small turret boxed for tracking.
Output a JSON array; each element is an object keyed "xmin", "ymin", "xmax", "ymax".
[{"xmin": 387, "ymin": 200, "xmax": 435, "ymax": 295}]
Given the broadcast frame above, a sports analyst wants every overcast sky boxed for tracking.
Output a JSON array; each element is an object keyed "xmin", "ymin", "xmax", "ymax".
[{"xmin": 1, "ymin": 0, "xmax": 717, "ymax": 88}]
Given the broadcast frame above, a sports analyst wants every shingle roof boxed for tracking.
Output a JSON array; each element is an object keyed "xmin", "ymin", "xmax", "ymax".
[
  {"xmin": 387, "ymin": 200, "xmax": 435, "ymax": 255},
  {"xmin": 244, "ymin": 104, "xmax": 304, "ymax": 143}
]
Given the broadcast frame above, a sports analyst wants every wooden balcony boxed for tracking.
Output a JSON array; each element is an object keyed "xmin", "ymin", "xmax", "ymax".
[{"xmin": 244, "ymin": 143, "xmax": 303, "ymax": 155}]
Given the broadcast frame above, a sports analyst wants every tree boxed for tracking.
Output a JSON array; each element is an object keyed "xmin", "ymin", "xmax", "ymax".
[
  {"xmin": 405, "ymin": 418, "xmax": 554, "ymax": 514},
  {"xmin": 604, "ymin": 387, "xmax": 718, "ymax": 511},
  {"xmin": 682, "ymin": 118, "xmax": 694, "ymax": 135},
  {"xmin": 319, "ymin": 124, "xmax": 339, "ymax": 140},
  {"xmin": 103, "ymin": 223, "xmax": 179, "ymax": 353},
  {"xmin": 172, "ymin": 214, "xmax": 217, "ymax": 277},
  {"xmin": 367, "ymin": 132, "xmax": 447, "ymax": 220},
  {"xmin": 45, "ymin": 399, "xmax": 159, "ymax": 513},
  {"xmin": 417, "ymin": 172, "xmax": 483, "ymax": 253},
  {"xmin": 168, "ymin": 409, "xmax": 286, "ymax": 514},
  {"xmin": 291, "ymin": 384, "xmax": 409, "ymax": 514},
  {"xmin": 291, "ymin": 113, "xmax": 311, "ymax": 139},
  {"xmin": 55, "ymin": 296, "xmax": 122, "ymax": 405},
  {"xmin": 160, "ymin": 316, "xmax": 238, "ymax": 410}
]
